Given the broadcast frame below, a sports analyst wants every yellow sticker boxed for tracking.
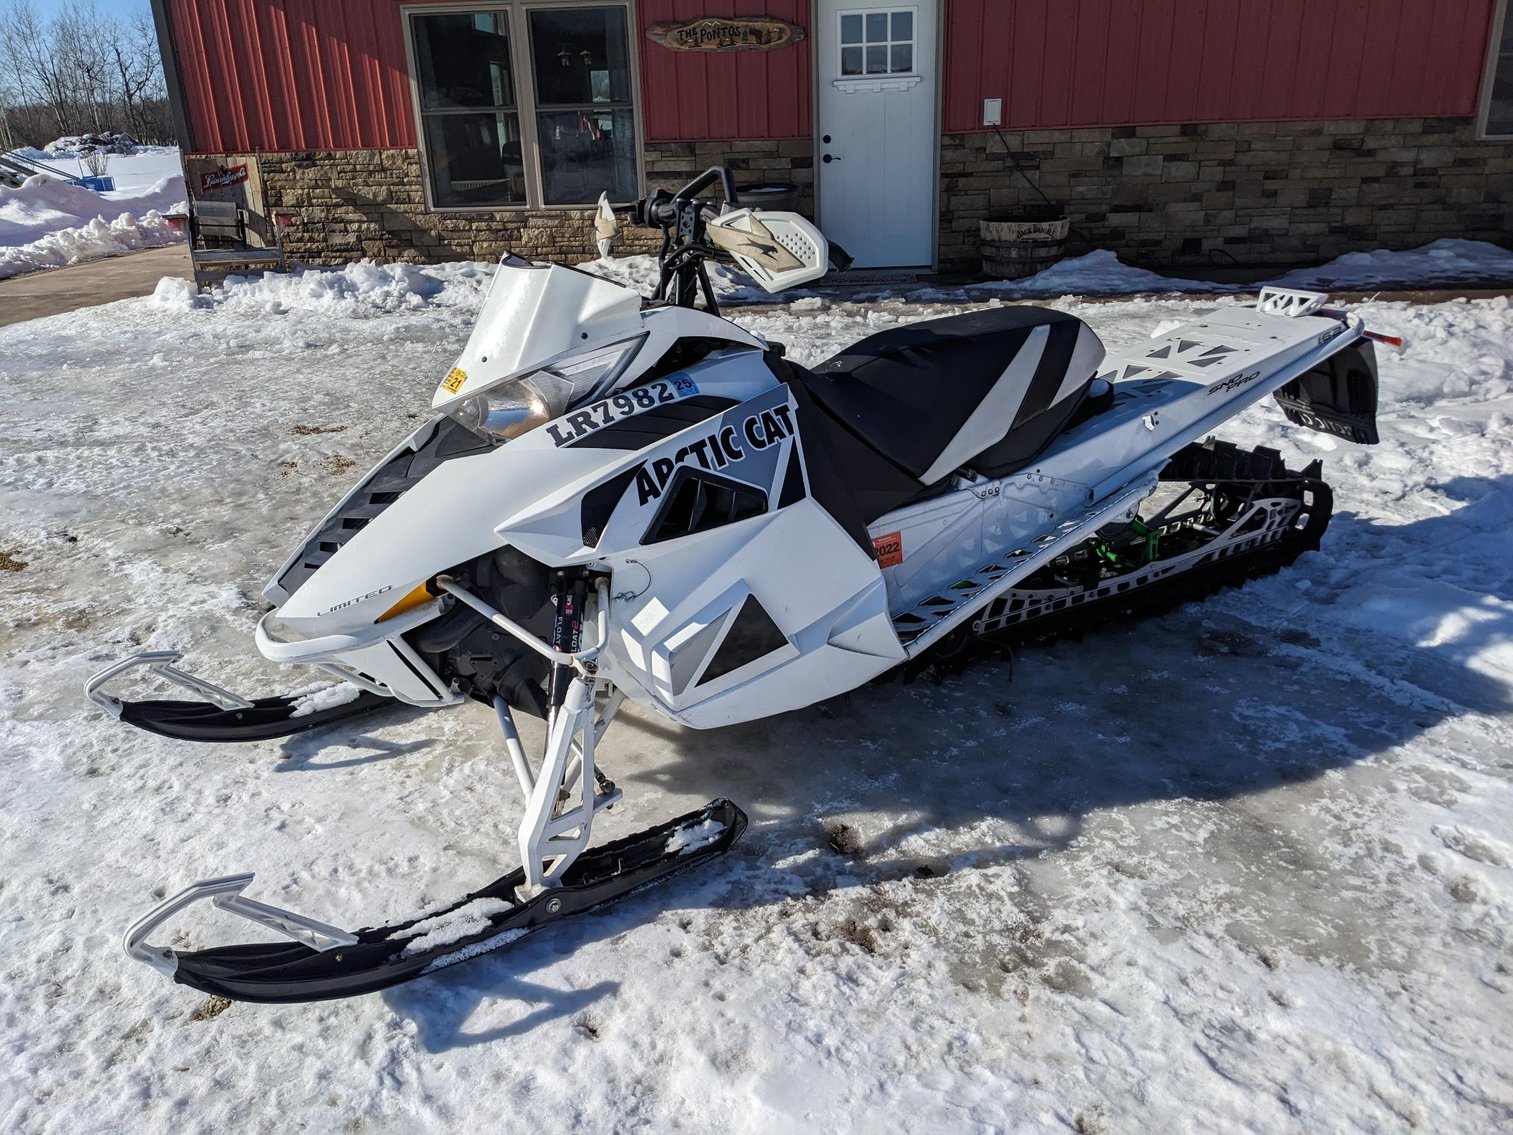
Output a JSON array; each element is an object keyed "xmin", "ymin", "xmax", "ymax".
[{"xmin": 441, "ymin": 366, "xmax": 467, "ymax": 394}]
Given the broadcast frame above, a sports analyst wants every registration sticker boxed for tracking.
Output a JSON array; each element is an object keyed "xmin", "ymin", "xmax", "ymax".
[
  {"xmin": 872, "ymin": 531, "xmax": 903, "ymax": 568},
  {"xmin": 440, "ymin": 366, "xmax": 468, "ymax": 395}
]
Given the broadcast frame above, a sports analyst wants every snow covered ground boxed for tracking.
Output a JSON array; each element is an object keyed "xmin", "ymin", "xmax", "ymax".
[
  {"xmin": 0, "ymin": 147, "xmax": 185, "ymax": 279},
  {"xmin": 2, "ymin": 263, "xmax": 1512, "ymax": 1133}
]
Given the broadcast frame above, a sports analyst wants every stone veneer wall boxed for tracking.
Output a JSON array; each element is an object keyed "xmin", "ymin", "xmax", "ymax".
[
  {"xmin": 642, "ymin": 139, "xmax": 814, "ymax": 213},
  {"xmin": 248, "ymin": 141, "xmax": 812, "ymax": 268},
  {"xmin": 940, "ymin": 117, "xmax": 1513, "ymax": 271},
  {"xmin": 255, "ymin": 149, "xmax": 660, "ymax": 266},
  {"xmin": 228, "ymin": 122, "xmax": 1509, "ymax": 271}
]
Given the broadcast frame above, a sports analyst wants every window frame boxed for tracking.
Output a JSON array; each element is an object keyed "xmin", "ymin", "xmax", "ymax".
[
  {"xmin": 401, "ymin": 1, "xmax": 646, "ymax": 213},
  {"xmin": 1477, "ymin": 0, "xmax": 1513, "ymax": 140}
]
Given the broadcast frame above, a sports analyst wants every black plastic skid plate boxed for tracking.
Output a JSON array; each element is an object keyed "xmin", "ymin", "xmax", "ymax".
[{"xmin": 170, "ymin": 799, "xmax": 748, "ymax": 1003}]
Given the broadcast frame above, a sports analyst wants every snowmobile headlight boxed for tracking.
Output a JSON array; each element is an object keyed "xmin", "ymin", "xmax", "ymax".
[
  {"xmin": 447, "ymin": 336, "xmax": 645, "ymax": 441},
  {"xmin": 451, "ymin": 380, "xmax": 556, "ymax": 441}
]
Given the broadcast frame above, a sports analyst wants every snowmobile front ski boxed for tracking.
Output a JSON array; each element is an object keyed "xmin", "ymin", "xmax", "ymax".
[
  {"xmin": 86, "ymin": 651, "xmax": 390, "ymax": 742},
  {"xmin": 126, "ymin": 799, "xmax": 746, "ymax": 1003}
]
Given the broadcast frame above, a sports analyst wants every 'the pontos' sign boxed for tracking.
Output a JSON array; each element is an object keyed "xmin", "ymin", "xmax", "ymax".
[{"xmin": 646, "ymin": 17, "xmax": 805, "ymax": 52}]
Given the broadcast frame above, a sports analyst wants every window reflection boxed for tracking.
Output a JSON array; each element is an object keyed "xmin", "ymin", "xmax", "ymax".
[
  {"xmin": 529, "ymin": 7, "xmax": 638, "ymax": 205},
  {"xmin": 410, "ymin": 5, "xmax": 640, "ymax": 209}
]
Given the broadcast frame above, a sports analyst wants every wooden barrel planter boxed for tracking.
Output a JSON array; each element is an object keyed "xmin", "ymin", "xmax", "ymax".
[{"xmin": 979, "ymin": 215, "xmax": 1070, "ymax": 280}]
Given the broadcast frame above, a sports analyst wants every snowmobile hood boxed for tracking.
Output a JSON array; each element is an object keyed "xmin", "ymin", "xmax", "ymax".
[
  {"xmin": 433, "ymin": 258, "xmax": 644, "ymax": 409},
  {"xmin": 270, "ymin": 434, "xmax": 618, "ymax": 630}
]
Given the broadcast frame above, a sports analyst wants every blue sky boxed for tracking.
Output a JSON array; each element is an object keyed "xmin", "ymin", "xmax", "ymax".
[{"xmin": 29, "ymin": 0, "xmax": 151, "ymax": 21}]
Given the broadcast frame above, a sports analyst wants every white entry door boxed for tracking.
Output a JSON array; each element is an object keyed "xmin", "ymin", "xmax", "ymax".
[{"xmin": 816, "ymin": 0, "xmax": 938, "ymax": 268}]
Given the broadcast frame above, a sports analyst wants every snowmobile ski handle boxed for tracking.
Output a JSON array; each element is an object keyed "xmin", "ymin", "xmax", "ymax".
[
  {"xmin": 123, "ymin": 873, "xmax": 358, "ymax": 978},
  {"xmin": 85, "ymin": 651, "xmax": 256, "ymax": 716}
]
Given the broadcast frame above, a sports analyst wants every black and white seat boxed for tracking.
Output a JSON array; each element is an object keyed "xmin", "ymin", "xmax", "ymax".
[{"xmin": 800, "ymin": 306, "xmax": 1107, "ymax": 483}]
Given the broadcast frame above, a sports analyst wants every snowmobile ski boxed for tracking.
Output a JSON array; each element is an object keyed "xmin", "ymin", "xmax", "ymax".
[
  {"xmin": 126, "ymin": 798, "xmax": 746, "ymax": 1003},
  {"xmin": 86, "ymin": 651, "xmax": 390, "ymax": 742}
]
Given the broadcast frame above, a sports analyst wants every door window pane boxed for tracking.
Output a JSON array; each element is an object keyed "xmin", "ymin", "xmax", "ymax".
[
  {"xmin": 838, "ymin": 7, "xmax": 918, "ymax": 77},
  {"xmin": 529, "ymin": 7, "xmax": 638, "ymax": 204}
]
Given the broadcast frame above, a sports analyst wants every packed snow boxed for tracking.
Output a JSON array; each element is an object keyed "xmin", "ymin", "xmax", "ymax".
[
  {"xmin": 2, "ymin": 258, "xmax": 1512, "ymax": 1133},
  {"xmin": 286, "ymin": 682, "xmax": 365, "ymax": 719},
  {"xmin": 401, "ymin": 898, "xmax": 517, "ymax": 957},
  {"xmin": 0, "ymin": 146, "xmax": 185, "ymax": 279}
]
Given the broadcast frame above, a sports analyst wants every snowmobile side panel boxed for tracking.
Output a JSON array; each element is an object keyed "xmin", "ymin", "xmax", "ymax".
[
  {"xmin": 117, "ymin": 691, "xmax": 391, "ymax": 743},
  {"xmin": 1273, "ymin": 339, "xmax": 1380, "ymax": 445},
  {"xmin": 163, "ymin": 799, "xmax": 747, "ymax": 1003}
]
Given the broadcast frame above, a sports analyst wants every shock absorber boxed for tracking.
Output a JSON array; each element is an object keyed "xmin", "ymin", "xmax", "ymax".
[{"xmin": 546, "ymin": 568, "xmax": 590, "ymax": 722}]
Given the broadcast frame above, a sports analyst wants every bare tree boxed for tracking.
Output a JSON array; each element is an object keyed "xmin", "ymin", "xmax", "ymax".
[
  {"xmin": 112, "ymin": 12, "xmax": 165, "ymax": 140},
  {"xmin": 0, "ymin": 0, "xmax": 173, "ymax": 149}
]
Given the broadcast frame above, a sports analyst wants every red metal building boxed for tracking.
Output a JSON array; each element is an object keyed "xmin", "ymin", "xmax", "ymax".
[{"xmin": 151, "ymin": 0, "xmax": 1513, "ymax": 270}]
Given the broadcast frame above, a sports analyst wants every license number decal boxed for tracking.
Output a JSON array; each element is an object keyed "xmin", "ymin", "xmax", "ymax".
[{"xmin": 546, "ymin": 375, "xmax": 699, "ymax": 447}]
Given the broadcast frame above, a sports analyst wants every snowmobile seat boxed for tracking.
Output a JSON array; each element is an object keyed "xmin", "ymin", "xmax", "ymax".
[{"xmin": 800, "ymin": 307, "xmax": 1106, "ymax": 484}]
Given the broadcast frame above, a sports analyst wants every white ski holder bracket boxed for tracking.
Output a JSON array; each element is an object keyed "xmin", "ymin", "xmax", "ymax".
[
  {"xmin": 85, "ymin": 651, "xmax": 255, "ymax": 716},
  {"xmin": 1255, "ymin": 287, "xmax": 1329, "ymax": 318},
  {"xmin": 123, "ymin": 873, "xmax": 358, "ymax": 977}
]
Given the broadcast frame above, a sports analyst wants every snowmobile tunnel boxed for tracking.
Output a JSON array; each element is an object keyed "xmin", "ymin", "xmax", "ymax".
[{"xmin": 799, "ymin": 307, "xmax": 1106, "ymax": 486}]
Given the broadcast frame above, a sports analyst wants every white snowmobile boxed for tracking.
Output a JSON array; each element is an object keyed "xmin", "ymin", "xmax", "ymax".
[{"xmin": 90, "ymin": 167, "xmax": 1388, "ymax": 1002}]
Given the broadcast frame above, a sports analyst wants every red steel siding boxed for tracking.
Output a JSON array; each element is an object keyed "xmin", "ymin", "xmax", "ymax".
[
  {"xmin": 637, "ymin": 0, "xmax": 810, "ymax": 141},
  {"xmin": 168, "ymin": 0, "xmax": 417, "ymax": 152},
  {"xmin": 944, "ymin": 0, "xmax": 1499, "ymax": 132},
  {"xmin": 166, "ymin": 0, "xmax": 1498, "ymax": 153}
]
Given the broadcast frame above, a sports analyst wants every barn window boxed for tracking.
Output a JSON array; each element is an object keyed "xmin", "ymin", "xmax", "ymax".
[
  {"xmin": 407, "ymin": 5, "xmax": 640, "ymax": 209},
  {"xmin": 1480, "ymin": 0, "xmax": 1513, "ymax": 139}
]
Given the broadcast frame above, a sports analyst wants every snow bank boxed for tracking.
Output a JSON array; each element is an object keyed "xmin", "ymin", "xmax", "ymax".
[
  {"xmin": 0, "ymin": 165, "xmax": 187, "ymax": 280},
  {"xmin": 977, "ymin": 248, "xmax": 1226, "ymax": 297},
  {"xmin": 1271, "ymin": 238, "xmax": 1513, "ymax": 290},
  {"xmin": 0, "ymin": 209, "xmax": 182, "ymax": 278},
  {"xmin": 151, "ymin": 259, "xmax": 490, "ymax": 317}
]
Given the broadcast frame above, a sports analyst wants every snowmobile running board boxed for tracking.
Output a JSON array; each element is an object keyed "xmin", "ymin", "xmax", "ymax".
[
  {"xmin": 85, "ymin": 651, "xmax": 390, "ymax": 742},
  {"xmin": 892, "ymin": 473, "xmax": 1158, "ymax": 655},
  {"xmin": 124, "ymin": 799, "xmax": 746, "ymax": 1003}
]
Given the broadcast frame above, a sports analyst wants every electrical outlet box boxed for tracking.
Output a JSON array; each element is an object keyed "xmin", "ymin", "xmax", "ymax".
[{"xmin": 982, "ymin": 98, "xmax": 1003, "ymax": 127}]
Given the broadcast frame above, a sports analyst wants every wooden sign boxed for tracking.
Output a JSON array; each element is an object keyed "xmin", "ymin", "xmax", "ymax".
[{"xmin": 646, "ymin": 17, "xmax": 805, "ymax": 52}]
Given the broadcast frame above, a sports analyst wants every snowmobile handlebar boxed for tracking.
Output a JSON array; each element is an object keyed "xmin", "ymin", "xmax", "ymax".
[{"xmin": 628, "ymin": 166, "xmax": 740, "ymax": 229}]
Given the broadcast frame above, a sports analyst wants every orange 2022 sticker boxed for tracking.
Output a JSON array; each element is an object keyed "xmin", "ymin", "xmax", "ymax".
[{"xmin": 873, "ymin": 531, "xmax": 903, "ymax": 568}]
